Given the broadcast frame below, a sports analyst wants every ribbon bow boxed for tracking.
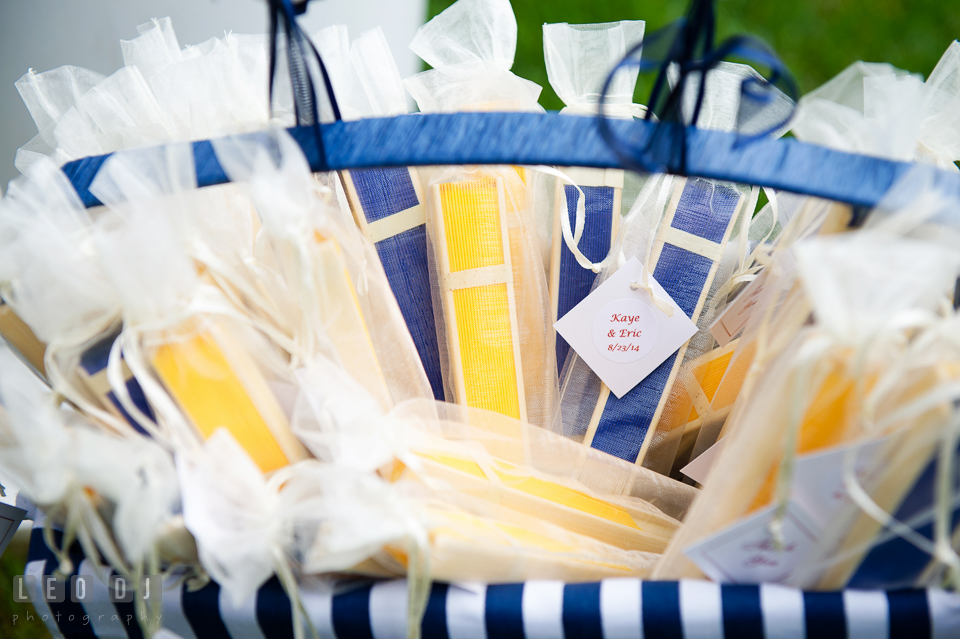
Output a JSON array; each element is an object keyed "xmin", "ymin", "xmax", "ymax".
[
  {"xmin": 598, "ymin": 0, "xmax": 798, "ymax": 176},
  {"xmin": 267, "ymin": 0, "xmax": 342, "ymax": 168}
]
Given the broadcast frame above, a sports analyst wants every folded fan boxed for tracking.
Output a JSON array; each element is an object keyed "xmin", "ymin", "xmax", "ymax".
[
  {"xmin": 310, "ymin": 232, "xmax": 394, "ymax": 410},
  {"xmin": 402, "ymin": 449, "xmax": 678, "ymax": 552},
  {"xmin": 87, "ymin": 143, "xmax": 309, "ymax": 471},
  {"xmin": 374, "ymin": 503, "xmax": 660, "ymax": 584},
  {"xmin": 543, "ymin": 20, "xmax": 645, "ymax": 371},
  {"xmin": 580, "ymin": 177, "xmax": 746, "ymax": 465},
  {"xmin": 150, "ymin": 318, "xmax": 306, "ymax": 473},
  {"xmin": 683, "ymin": 196, "xmax": 854, "ymax": 462},
  {"xmin": 314, "ymin": 24, "xmax": 446, "ymax": 401},
  {"xmin": 654, "ymin": 227, "xmax": 960, "ymax": 582},
  {"xmin": 430, "ymin": 176, "xmax": 526, "ymax": 420},
  {"xmin": 551, "ymin": 169, "xmax": 622, "ymax": 370},
  {"xmin": 341, "ymin": 167, "xmax": 444, "ymax": 401},
  {"xmin": 661, "ymin": 337, "xmax": 743, "ymax": 473}
]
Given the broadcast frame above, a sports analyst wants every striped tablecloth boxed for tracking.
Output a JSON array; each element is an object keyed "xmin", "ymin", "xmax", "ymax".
[{"xmin": 24, "ymin": 527, "xmax": 960, "ymax": 639}]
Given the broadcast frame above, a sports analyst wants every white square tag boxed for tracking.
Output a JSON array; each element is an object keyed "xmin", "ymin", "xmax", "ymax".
[
  {"xmin": 554, "ymin": 257, "xmax": 698, "ymax": 398},
  {"xmin": 680, "ymin": 436, "xmax": 890, "ymax": 584},
  {"xmin": 680, "ymin": 437, "xmax": 726, "ymax": 484},
  {"xmin": 683, "ymin": 501, "xmax": 821, "ymax": 584},
  {"xmin": 709, "ymin": 271, "xmax": 766, "ymax": 347},
  {"xmin": 790, "ymin": 436, "xmax": 890, "ymax": 529}
]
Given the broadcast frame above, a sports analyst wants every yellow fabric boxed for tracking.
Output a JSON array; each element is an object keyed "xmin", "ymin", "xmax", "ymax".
[
  {"xmin": 710, "ymin": 340, "xmax": 757, "ymax": 412},
  {"xmin": 439, "ymin": 180, "xmax": 522, "ymax": 420},
  {"xmin": 655, "ymin": 342, "xmax": 742, "ymax": 443},
  {"xmin": 749, "ymin": 363, "xmax": 859, "ymax": 511},
  {"xmin": 436, "ymin": 511, "xmax": 578, "ymax": 553},
  {"xmin": 440, "ymin": 180, "xmax": 505, "ymax": 272},
  {"xmin": 415, "ymin": 451, "xmax": 641, "ymax": 530},
  {"xmin": 452, "ymin": 285, "xmax": 521, "ymax": 418},
  {"xmin": 512, "ymin": 166, "xmax": 527, "ymax": 186},
  {"xmin": 151, "ymin": 324, "xmax": 290, "ymax": 474},
  {"xmin": 688, "ymin": 348, "xmax": 737, "ymax": 421},
  {"xmin": 660, "ymin": 339, "xmax": 757, "ymax": 442}
]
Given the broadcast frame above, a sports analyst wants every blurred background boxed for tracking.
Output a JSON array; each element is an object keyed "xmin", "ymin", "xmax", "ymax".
[
  {"xmin": 0, "ymin": 1, "xmax": 958, "ymax": 636},
  {"xmin": 428, "ymin": 0, "xmax": 960, "ymax": 110},
  {"xmin": 2, "ymin": 0, "xmax": 960, "ymax": 192},
  {"xmin": 0, "ymin": 0, "xmax": 428, "ymax": 194}
]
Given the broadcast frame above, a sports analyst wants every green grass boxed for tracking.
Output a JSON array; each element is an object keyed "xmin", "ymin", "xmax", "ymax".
[
  {"xmin": 0, "ymin": 530, "xmax": 51, "ymax": 639},
  {"xmin": 427, "ymin": 0, "xmax": 960, "ymax": 111}
]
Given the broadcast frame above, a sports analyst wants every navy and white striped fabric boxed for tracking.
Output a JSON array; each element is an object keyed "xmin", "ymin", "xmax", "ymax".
[
  {"xmin": 25, "ymin": 527, "xmax": 960, "ymax": 639},
  {"xmin": 589, "ymin": 178, "xmax": 741, "ymax": 463},
  {"xmin": 60, "ymin": 114, "xmax": 960, "ymax": 212}
]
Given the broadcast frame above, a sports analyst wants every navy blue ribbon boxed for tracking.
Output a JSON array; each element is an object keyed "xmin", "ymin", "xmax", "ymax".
[
  {"xmin": 598, "ymin": 0, "xmax": 798, "ymax": 175},
  {"xmin": 267, "ymin": 0, "xmax": 341, "ymax": 168},
  {"xmin": 63, "ymin": 113, "xmax": 960, "ymax": 212}
]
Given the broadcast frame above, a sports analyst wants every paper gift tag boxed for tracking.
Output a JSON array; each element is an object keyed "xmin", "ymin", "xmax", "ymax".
[
  {"xmin": 790, "ymin": 436, "xmax": 890, "ymax": 529},
  {"xmin": 683, "ymin": 501, "xmax": 821, "ymax": 584},
  {"xmin": 682, "ymin": 436, "xmax": 890, "ymax": 583},
  {"xmin": 554, "ymin": 257, "xmax": 698, "ymax": 398},
  {"xmin": 709, "ymin": 271, "xmax": 766, "ymax": 347},
  {"xmin": 680, "ymin": 437, "xmax": 727, "ymax": 484}
]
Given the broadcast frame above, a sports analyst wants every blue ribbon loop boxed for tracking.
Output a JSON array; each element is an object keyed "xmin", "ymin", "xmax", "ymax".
[
  {"xmin": 267, "ymin": 0, "xmax": 341, "ymax": 169},
  {"xmin": 61, "ymin": 113, "xmax": 960, "ymax": 212},
  {"xmin": 598, "ymin": 0, "xmax": 798, "ymax": 175},
  {"xmin": 56, "ymin": 0, "xmax": 960, "ymax": 216}
]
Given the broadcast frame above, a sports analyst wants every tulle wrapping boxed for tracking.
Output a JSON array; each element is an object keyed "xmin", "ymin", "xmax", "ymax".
[
  {"xmin": 542, "ymin": 21, "xmax": 645, "ymax": 373},
  {"xmin": 315, "ymin": 25, "xmax": 447, "ymax": 401},
  {"xmin": 0, "ymin": 346, "xmax": 180, "ymax": 585},
  {"xmin": 791, "ymin": 40, "xmax": 960, "ymax": 170},
  {"xmin": 407, "ymin": 0, "xmax": 559, "ymax": 429},
  {"xmin": 552, "ymin": 61, "xmax": 801, "ymax": 473},
  {"xmin": 556, "ymin": 175, "xmax": 753, "ymax": 471},
  {"xmin": 543, "ymin": 20, "xmax": 646, "ymax": 116},
  {"xmin": 404, "ymin": 0, "xmax": 543, "ymax": 114},
  {"xmin": 171, "ymin": 354, "xmax": 697, "ymax": 603},
  {"xmin": 286, "ymin": 388, "xmax": 693, "ymax": 585},
  {"xmin": 9, "ymin": 0, "xmax": 960, "ymax": 621},
  {"xmin": 211, "ymin": 129, "xmax": 434, "ymax": 409},
  {"xmin": 654, "ymin": 185, "xmax": 960, "ymax": 582},
  {"xmin": 84, "ymin": 142, "xmax": 310, "ymax": 470},
  {"xmin": 670, "ymin": 38, "xmax": 960, "ymax": 496},
  {"xmin": 676, "ymin": 194, "xmax": 854, "ymax": 467},
  {"xmin": 0, "ymin": 159, "xmax": 151, "ymax": 436},
  {"xmin": 313, "ymin": 24, "xmax": 408, "ymax": 120},
  {"xmin": 424, "ymin": 166, "xmax": 560, "ymax": 430},
  {"xmin": 670, "ymin": 40, "xmax": 960, "ymax": 473},
  {"xmin": 14, "ymin": 17, "xmax": 292, "ymax": 174}
]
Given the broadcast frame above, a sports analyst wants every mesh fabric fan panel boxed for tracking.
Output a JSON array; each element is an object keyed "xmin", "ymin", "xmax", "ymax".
[
  {"xmin": 311, "ymin": 235, "xmax": 394, "ymax": 410},
  {"xmin": 433, "ymin": 178, "xmax": 526, "ymax": 421},
  {"xmin": 341, "ymin": 167, "xmax": 444, "ymax": 400},
  {"xmin": 583, "ymin": 179, "xmax": 745, "ymax": 466},
  {"xmin": 552, "ymin": 169, "xmax": 622, "ymax": 372},
  {"xmin": 151, "ymin": 320, "xmax": 302, "ymax": 474}
]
